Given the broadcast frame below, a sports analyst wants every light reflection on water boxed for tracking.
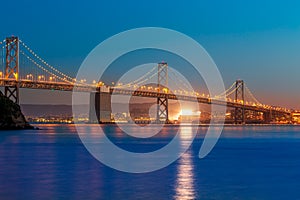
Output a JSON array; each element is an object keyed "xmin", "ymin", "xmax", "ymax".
[
  {"xmin": 175, "ymin": 151, "xmax": 195, "ymax": 200},
  {"xmin": 175, "ymin": 126, "xmax": 196, "ymax": 200}
]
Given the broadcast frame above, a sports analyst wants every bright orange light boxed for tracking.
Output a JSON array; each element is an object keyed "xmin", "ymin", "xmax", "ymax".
[{"xmin": 13, "ymin": 72, "xmax": 18, "ymax": 79}]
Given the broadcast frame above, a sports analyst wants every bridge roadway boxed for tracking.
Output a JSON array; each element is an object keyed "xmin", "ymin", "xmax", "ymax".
[
  {"xmin": 112, "ymin": 88, "xmax": 291, "ymax": 115},
  {"xmin": 0, "ymin": 78, "xmax": 291, "ymax": 116}
]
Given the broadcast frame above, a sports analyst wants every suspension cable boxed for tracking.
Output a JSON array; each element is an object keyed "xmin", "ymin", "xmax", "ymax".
[
  {"xmin": 19, "ymin": 39, "xmax": 74, "ymax": 81},
  {"xmin": 244, "ymin": 83, "xmax": 261, "ymax": 104},
  {"xmin": 20, "ymin": 50, "xmax": 80, "ymax": 85}
]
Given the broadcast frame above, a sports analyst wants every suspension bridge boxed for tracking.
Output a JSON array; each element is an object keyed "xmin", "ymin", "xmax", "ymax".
[{"xmin": 0, "ymin": 36, "xmax": 293, "ymax": 124}]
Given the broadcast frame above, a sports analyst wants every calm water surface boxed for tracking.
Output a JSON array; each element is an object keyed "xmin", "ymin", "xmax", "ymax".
[{"xmin": 0, "ymin": 125, "xmax": 300, "ymax": 200}]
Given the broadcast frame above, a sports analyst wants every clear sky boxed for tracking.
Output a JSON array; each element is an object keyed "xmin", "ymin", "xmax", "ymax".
[{"xmin": 1, "ymin": 0, "xmax": 300, "ymax": 109}]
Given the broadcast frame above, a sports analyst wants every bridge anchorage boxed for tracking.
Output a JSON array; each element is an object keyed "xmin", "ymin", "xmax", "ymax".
[{"xmin": 0, "ymin": 35, "xmax": 294, "ymax": 124}]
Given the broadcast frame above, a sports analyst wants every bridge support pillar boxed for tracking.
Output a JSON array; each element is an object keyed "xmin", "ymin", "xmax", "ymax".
[
  {"xmin": 156, "ymin": 62, "xmax": 169, "ymax": 123},
  {"xmin": 89, "ymin": 89, "xmax": 112, "ymax": 123},
  {"xmin": 234, "ymin": 80, "xmax": 245, "ymax": 124},
  {"xmin": 4, "ymin": 36, "xmax": 19, "ymax": 104},
  {"xmin": 263, "ymin": 111, "xmax": 272, "ymax": 124}
]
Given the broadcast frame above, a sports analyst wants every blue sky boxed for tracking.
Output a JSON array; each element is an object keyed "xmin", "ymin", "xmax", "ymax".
[{"xmin": 1, "ymin": 0, "xmax": 300, "ymax": 108}]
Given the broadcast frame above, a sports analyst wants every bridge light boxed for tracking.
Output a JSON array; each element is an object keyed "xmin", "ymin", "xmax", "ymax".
[
  {"xmin": 13, "ymin": 72, "xmax": 18, "ymax": 79},
  {"xmin": 97, "ymin": 82, "xmax": 102, "ymax": 86},
  {"xmin": 38, "ymin": 75, "xmax": 45, "ymax": 81},
  {"xmin": 97, "ymin": 81, "xmax": 103, "ymax": 86},
  {"xmin": 0, "ymin": 71, "xmax": 2, "ymax": 78},
  {"xmin": 26, "ymin": 74, "xmax": 33, "ymax": 81}
]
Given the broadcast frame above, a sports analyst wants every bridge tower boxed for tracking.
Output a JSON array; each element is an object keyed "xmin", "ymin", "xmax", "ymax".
[
  {"xmin": 4, "ymin": 36, "xmax": 19, "ymax": 104},
  {"xmin": 234, "ymin": 79, "xmax": 245, "ymax": 124},
  {"xmin": 156, "ymin": 62, "xmax": 169, "ymax": 123}
]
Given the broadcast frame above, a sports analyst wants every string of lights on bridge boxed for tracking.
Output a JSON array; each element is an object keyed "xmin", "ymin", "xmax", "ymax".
[{"xmin": 0, "ymin": 37, "xmax": 292, "ymax": 113}]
